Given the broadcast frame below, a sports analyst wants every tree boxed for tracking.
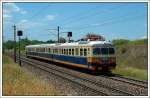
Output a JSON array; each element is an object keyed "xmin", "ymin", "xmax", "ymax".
[
  {"xmin": 112, "ymin": 39, "xmax": 130, "ymax": 46},
  {"xmin": 46, "ymin": 39, "xmax": 55, "ymax": 43},
  {"xmin": 3, "ymin": 40, "xmax": 14, "ymax": 49},
  {"xmin": 59, "ymin": 37, "xmax": 66, "ymax": 43}
]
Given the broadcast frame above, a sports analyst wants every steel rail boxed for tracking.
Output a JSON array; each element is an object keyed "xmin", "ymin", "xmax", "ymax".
[
  {"xmin": 6, "ymin": 53, "xmax": 147, "ymax": 96},
  {"xmin": 20, "ymin": 56, "xmax": 135, "ymax": 96}
]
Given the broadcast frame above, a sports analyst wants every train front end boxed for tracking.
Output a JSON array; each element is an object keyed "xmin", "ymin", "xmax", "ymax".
[{"xmin": 88, "ymin": 44, "xmax": 116, "ymax": 72}]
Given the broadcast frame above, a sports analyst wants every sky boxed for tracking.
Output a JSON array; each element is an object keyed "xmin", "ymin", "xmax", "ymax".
[{"xmin": 3, "ymin": 2, "xmax": 148, "ymax": 42}]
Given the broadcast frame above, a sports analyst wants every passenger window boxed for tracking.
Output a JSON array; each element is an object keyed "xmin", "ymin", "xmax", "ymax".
[
  {"xmin": 80, "ymin": 48, "xmax": 83, "ymax": 56},
  {"xmin": 75, "ymin": 48, "xmax": 78, "ymax": 56},
  {"xmin": 49, "ymin": 48, "xmax": 51, "ymax": 53},
  {"xmin": 69, "ymin": 49, "xmax": 71, "ymax": 55},
  {"xmin": 72, "ymin": 49, "xmax": 74, "ymax": 56},
  {"xmin": 88, "ymin": 48, "xmax": 90, "ymax": 55},
  {"xmin": 60, "ymin": 49, "xmax": 61, "ymax": 54},
  {"xmin": 66, "ymin": 49, "xmax": 67, "ymax": 55},
  {"xmin": 62, "ymin": 49, "xmax": 63, "ymax": 54},
  {"xmin": 101, "ymin": 48, "xmax": 108, "ymax": 55},
  {"xmin": 93, "ymin": 48, "xmax": 101, "ymax": 55},
  {"xmin": 53, "ymin": 49, "xmax": 55, "ymax": 53},
  {"xmin": 84, "ymin": 48, "xmax": 87, "ymax": 56},
  {"xmin": 57, "ymin": 49, "xmax": 58, "ymax": 54},
  {"xmin": 59, "ymin": 49, "xmax": 60, "ymax": 54},
  {"xmin": 57, "ymin": 49, "xmax": 59, "ymax": 54},
  {"xmin": 64, "ymin": 49, "xmax": 66, "ymax": 55}
]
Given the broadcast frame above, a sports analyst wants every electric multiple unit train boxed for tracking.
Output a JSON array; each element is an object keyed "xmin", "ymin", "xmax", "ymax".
[{"xmin": 25, "ymin": 40, "xmax": 116, "ymax": 72}]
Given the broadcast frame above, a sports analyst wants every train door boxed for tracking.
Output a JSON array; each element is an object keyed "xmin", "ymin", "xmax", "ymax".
[
  {"xmin": 52, "ymin": 48, "xmax": 54, "ymax": 63},
  {"xmin": 87, "ymin": 47, "xmax": 91, "ymax": 69}
]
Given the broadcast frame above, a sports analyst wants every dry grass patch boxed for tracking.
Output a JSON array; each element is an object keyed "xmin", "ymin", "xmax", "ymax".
[{"xmin": 3, "ymin": 55, "xmax": 56, "ymax": 96}]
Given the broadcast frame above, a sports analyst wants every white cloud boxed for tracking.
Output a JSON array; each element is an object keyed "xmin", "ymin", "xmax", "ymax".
[
  {"xmin": 3, "ymin": 14, "xmax": 12, "ymax": 18},
  {"xmin": 3, "ymin": 3, "xmax": 28, "ymax": 25},
  {"xmin": 140, "ymin": 36, "xmax": 147, "ymax": 39},
  {"xmin": 4, "ymin": 3, "xmax": 20, "ymax": 13},
  {"xmin": 46, "ymin": 15, "xmax": 55, "ymax": 21},
  {"xmin": 17, "ymin": 19, "xmax": 45, "ymax": 30},
  {"xmin": 3, "ymin": 14, "xmax": 13, "ymax": 25},
  {"xmin": 20, "ymin": 19, "xmax": 28, "ymax": 23},
  {"xmin": 20, "ymin": 10, "xmax": 27, "ymax": 14},
  {"xmin": 3, "ymin": 3, "xmax": 27, "ymax": 15}
]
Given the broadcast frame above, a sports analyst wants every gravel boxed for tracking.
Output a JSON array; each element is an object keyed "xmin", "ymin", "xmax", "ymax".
[{"xmin": 21, "ymin": 62, "xmax": 102, "ymax": 96}]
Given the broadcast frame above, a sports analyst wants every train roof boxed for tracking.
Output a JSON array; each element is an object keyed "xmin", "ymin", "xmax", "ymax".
[{"xmin": 26, "ymin": 41, "xmax": 113, "ymax": 48}]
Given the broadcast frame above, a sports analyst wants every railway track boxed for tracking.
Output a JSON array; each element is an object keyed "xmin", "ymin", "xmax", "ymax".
[
  {"xmin": 6, "ymin": 54, "xmax": 148, "ymax": 96},
  {"xmin": 20, "ymin": 57, "xmax": 109, "ymax": 95},
  {"xmin": 20, "ymin": 56, "xmax": 142, "ymax": 95},
  {"xmin": 104, "ymin": 74, "xmax": 148, "ymax": 88}
]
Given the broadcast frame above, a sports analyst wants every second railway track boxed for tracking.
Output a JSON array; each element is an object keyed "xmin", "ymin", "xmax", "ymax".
[{"xmin": 101, "ymin": 74, "xmax": 148, "ymax": 88}]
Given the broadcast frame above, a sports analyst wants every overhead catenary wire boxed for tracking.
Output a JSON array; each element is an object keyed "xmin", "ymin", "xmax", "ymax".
[
  {"xmin": 60, "ymin": 4, "xmax": 125, "ymax": 27},
  {"xmin": 5, "ymin": 3, "xmax": 146, "ymax": 42},
  {"xmin": 51, "ymin": 4, "xmax": 102, "ymax": 26},
  {"xmin": 14, "ymin": 4, "xmax": 128, "ymax": 36},
  {"xmin": 32, "ymin": 3, "xmax": 144, "ymax": 41},
  {"xmin": 44, "ymin": 4, "xmax": 125, "ymax": 40},
  {"xmin": 61, "ymin": 5, "xmax": 147, "ymax": 31},
  {"xmin": 62, "ymin": 14, "xmax": 146, "ymax": 31},
  {"xmin": 58, "ymin": 14, "xmax": 146, "ymax": 42}
]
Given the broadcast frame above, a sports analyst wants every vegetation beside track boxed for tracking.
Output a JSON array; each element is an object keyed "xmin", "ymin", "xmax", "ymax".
[
  {"xmin": 112, "ymin": 38, "xmax": 148, "ymax": 80},
  {"xmin": 2, "ymin": 55, "xmax": 56, "ymax": 96},
  {"xmin": 112, "ymin": 65, "xmax": 147, "ymax": 80}
]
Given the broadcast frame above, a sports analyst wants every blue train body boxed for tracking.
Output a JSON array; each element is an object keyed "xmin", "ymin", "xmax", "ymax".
[{"xmin": 26, "ymin": 41, "xmax": 116, "ymax": 72}]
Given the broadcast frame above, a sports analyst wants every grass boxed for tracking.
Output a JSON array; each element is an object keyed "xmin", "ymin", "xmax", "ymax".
[
  {"xmin": 112, "ymin": 65, "xmax": 148, "ymax": 81},
  {"xmin": 2, "ymin": 55, "xmax": 56, "ymax": 96},
  {"xmin": 112, "ymin": 39, "xmax": 148, "ymax": 80},
  {"xmin": 113, "ymin": 38, "xmax": 147, "ymax": 46}
]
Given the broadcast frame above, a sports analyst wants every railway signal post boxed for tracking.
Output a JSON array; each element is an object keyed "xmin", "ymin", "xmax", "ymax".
[
  {"xmin": 67, "ymin": 32, "xmax": 72, "ymax": 43},
  {"xmin": 13, "ymin": 25, "xmax": 17, "ymax": 62},
  {"xmin": 57, "ymin": 26, "xmax": 60, "ymax": 43},
  {"xmin": 17, "ymin": 30, "xmax": 23, "ymax": 66}
]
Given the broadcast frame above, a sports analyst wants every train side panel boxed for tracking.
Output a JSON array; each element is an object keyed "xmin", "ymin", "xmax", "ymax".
[{"xmin": 26, "ymin": 51, "xmax": 97, "ymax": 70}]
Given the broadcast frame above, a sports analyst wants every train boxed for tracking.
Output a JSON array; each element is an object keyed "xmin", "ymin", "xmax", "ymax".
[{"xmin": 25, "ymin": 40, "xmax": 116, "ymax": 73}]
